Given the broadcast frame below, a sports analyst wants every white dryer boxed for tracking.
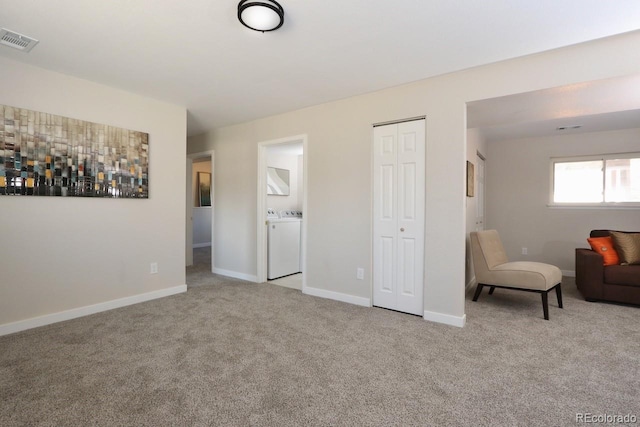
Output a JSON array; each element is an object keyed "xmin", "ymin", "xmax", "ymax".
[{"xmin": 267, "ymin": 210, "xmax": 302, "ymax": 280}]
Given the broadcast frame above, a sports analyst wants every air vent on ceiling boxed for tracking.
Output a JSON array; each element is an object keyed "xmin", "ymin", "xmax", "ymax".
[
  {"xmin": 0, "ymin": 28, "xmax": 39, "ymax": 52},
  {"xmin": 556, "ymin": 125, "xmax": 582, "ymax": 131}
]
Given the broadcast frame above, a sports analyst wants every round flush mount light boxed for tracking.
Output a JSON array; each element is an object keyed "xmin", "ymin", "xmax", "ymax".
[{"xmin": 238, "ymin": 0, "xmax": 284, "ymax": 32}]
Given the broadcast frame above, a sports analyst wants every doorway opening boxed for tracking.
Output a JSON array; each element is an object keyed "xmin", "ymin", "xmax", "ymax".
[
  {"xmin": 257, "ymin": 135, "xmax": 308, "ymax": 291},
  {"xmin": 186, "ymin": 150, "xmax": 215, "ymax": 272}
]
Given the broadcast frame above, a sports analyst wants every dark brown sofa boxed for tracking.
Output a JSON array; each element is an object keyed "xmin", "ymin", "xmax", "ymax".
[{"xmin": 575, "ymin": 230, "xmax": 640, "ymax": 305}]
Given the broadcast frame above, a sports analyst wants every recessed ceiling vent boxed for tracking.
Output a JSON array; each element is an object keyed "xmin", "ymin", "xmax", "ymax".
[
  {"xmin": 0, "ymin": 28, "xmax": 39, "ymax": 52},
  {"xmin": 556, "ymin": 125, "xmax": 582, "ymax": 131}
]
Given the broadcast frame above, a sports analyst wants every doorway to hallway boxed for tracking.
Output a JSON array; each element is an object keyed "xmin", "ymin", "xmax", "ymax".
[{"xmin": 186, "ymin": 150, "xmax": 215, "ymax": 271}]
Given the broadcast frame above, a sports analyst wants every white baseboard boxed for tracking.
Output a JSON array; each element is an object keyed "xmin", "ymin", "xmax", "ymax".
[
  {"xmin": 423, "ymin": 309, "xmax": 466, "ymax": 328},
  {"xmin": 303, "ymin": 286, "xmax": 371, "ymax": 307},
  {"xmin": 193, "ymin": 242, "xmax": 212, "ymax": 249},
  {"xmin": 213, "ymin": 268, "xmax": 258, "ymax": 283},
  {"xmin": 0, "ymin": 285, "xmax": 187, "ymax": 337},
  {"xmin": 562, "ymin": 270, "xmax": 576, "ymax": 278},
  {"xmin": 466, "ymin": 276, "xmax": 476, "ymax": 291}
]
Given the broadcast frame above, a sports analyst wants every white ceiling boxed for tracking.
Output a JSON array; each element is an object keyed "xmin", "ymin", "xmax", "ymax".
[
  {"xmin": 1, "ymin": 1, "xmax": 640, "ymax": 136},
  {"xmin": 468, "ymin": 74, "xmax": 640, "ymax": 141}
]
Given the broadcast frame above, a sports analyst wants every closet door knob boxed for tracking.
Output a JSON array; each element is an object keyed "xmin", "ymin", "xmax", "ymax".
[{"xmin": 400, "ymin": 228, "xmax": 405, "ymax": 232}]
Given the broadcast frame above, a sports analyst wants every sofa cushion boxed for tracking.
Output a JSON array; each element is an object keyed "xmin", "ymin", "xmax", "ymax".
[
  {"xmin": 590, "ymin": 230, "xmax": 612, "ymax": 238},
  {"xmin": 590, "ymin": 230, "xmax": 633, "ymax": 238},
  {"xmin": 610, "ymin": 231, "xmax": 640, "ymax": 265},
  {"xmin": 587, "ymin": 236, "xmax": 620, "ymax": 266},
  {"xmin": 604, "ymin": 265, "xmax": 640, "ymax": 287}
]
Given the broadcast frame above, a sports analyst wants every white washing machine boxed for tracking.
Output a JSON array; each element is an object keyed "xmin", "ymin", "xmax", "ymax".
[{"xmin": 267, "ymin": 209, "xmax": 302, "ymax": 280}]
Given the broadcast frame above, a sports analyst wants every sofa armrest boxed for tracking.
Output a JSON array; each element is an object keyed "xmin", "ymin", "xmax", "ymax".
[{"xmin": 575, "ymin": 248, "xmax": 604, "ymax": 300}]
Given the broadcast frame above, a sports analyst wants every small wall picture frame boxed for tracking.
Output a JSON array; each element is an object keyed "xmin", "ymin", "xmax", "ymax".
[
  {"xmin": 198, "ymin": 172, "xmax": 212, "ymax": 206},
  {"xmin": 266, "ymin": 167, "xmax": 290, "ymax": 196},
  {"xmin": 466, "ymin": 161, "xmax": 475, "ymax": 197}
]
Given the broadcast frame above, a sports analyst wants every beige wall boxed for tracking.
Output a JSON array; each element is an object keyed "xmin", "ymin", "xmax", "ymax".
[
  {"xmin": 0, "ymin": 57, "xmax": 187, "ymax": 328},
  {"xmin": 486, "ymin": 127, "xmax": 640, "ymax": 274},
  {"xmin": 188, "ymin": 31, "xmax": 640, "ymax": 324}
]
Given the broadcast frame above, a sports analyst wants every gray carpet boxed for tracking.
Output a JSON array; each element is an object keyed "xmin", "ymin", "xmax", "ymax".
[{"xmin": 1, "ymin": 252, "xmax": 638, "ymax": 426}]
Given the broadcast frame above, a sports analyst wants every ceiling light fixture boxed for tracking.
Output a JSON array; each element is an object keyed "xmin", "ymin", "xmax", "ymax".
[{"xmin": 238, "ymin": 0, "xmax": 284, "ymax": 33}]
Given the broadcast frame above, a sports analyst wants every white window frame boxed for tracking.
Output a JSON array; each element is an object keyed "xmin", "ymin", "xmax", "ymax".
[{"xmin": 549, "ymin": 152, "xmax": 640, "ymax": 208}]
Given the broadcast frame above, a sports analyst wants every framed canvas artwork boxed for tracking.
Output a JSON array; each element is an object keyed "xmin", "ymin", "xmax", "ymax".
[
  {"xmin": 467, "ymin": 161, "xmax": 475, "ymax": 197},
  {"xmin": 0, "ymin": 104, "xmax": 149, "ymax": 198},
  {"xmin": 198, "ymin": 172, "xmax": 211, "ymax": 206}
]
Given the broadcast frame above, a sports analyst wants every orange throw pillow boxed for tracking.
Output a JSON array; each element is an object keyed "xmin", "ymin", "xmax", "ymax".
[{"xmin": 587, "ymin": 237, "xmax": 620, "ymax": 266}]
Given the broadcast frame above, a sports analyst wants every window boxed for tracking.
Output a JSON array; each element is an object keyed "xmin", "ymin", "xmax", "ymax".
[{"xmin": 551, "ymin": 153, "xmax": 640, "ymax": 206}]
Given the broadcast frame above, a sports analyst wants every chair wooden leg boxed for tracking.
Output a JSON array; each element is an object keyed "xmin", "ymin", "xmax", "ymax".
[
  {"xmin": 472, "ymin": 284, "xmax": 484, "ymax": 301},
  {"xmin": 541, "ymin": 291, "xmax": 549, "ymax": 320},
  {"xmin": 555, "ymin": 284, "xmax": 563, "ymax": 308},
  {"xmin": 488, "ymin": 286, "xmax": 496, "ymax": 295}
]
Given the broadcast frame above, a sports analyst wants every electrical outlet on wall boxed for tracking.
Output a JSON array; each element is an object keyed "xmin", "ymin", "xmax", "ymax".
[
  {"xmin": 521, "ymin": 247, "xmax": 528, "ymax": 255},
  {"xmin": 150, "ymin": 262, "xmax": 158, "ymax": 274},
  {"xmin": 356, "ymin": 268, "xmax": 364, "ymax": 280}
]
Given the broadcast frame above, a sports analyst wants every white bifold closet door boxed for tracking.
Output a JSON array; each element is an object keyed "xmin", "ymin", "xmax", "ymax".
[{"xmin": 373, "ymin": 119, "xmax": 425, "ymax": 316}]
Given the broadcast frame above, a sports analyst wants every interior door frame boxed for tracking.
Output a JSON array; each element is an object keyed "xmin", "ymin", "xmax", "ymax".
[
  {"xmin": 186, "ymin": 150, "xmax": 215, "ymax": 272},
  {"xmin": 256, "ymin": 134, "xmax": 308, "ymax": 287},
  {"xmin": 475, "ymin": 151, "xmax": 486, "ymax": 232}
]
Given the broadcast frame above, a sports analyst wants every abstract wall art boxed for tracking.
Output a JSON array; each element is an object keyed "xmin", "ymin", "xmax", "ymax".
[
  {"xmin": 0, "ymin": 104, "xmax": 149, "ymax": 198},
  {"xmin": 198, "ymin": 172, "xmax": 211, "ymax": 207},
  {"xmin": 266, "ymin": 167, "xmax": 289, "ymax": 196},
  {"xmin": 466, "ymin": 160, "xmax": 475, "ymax": 197}
]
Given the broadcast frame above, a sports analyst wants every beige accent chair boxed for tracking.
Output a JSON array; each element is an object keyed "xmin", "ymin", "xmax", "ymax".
[{"xmin": 470, "ymin": 230, "xmax": 563, "ymax": 320}]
